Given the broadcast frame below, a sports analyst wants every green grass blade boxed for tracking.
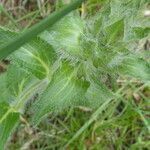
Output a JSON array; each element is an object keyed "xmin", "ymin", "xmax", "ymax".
[
  {"xmin": 64, "ymin": 98, "xmax": 113, "ymax": 148},
  {"xmin": 64, "ymin": 84, "xmax": 128, "ymax": 147},
  {"xmin": 0, "ymin": 0, "xmax": 85, "ymax": 60}
]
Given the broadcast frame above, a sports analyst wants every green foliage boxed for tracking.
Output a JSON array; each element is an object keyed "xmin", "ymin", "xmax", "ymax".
[
  {"xmin": 0, "ymin": 74, "xmax": 9, "ymax": 102},
  {"xmin": 0, "ymin": 0, "xmax": 85, "ymax": 60},
  {"xmin": 12, "ymin": 39, "xmax": 56, "ymax": 79},
  {"xmin": 40, "ymin": 13, "xmax": 85, "ymax": 61},
  {"xmin": 32, "ymin": 63, "xmax": 89, "ymax": 125},
  {"xmin": 0, "ymin": 102, "xmax": 19, "ymax": 149},
  {"xmin": 0, "ymin": 0, "xmax": 149, "ymax": 149}
]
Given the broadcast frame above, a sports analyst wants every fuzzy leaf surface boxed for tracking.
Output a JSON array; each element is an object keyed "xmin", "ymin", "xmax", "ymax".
[
  {"xmin": 0, "ymin": 102, "xmax": 19, "ymax": 149},
  {"xmin": 32, "ymin": 63, "xmax": 89, "ymax": 125},
  {"xmin": 40, "ymin": 13, "xmax": 85, "ymax": 61},
  {"xmin": 0, "ymin": 27, "xmax": 56, "ymax": 79}
]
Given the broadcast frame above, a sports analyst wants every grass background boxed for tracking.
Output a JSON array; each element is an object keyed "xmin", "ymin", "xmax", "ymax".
[{"xmin": 0, "ymin": 0, "xmax": 150, "ymax": 149}]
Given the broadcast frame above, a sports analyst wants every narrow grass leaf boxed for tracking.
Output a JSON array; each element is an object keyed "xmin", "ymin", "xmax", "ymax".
[
  {"xmin": 64, "ymin": 98, "xmax": 113, "ymax": 148},
  {"xmin": 0, "ymin": 0, "xmax": 85, "ymax": 60}
]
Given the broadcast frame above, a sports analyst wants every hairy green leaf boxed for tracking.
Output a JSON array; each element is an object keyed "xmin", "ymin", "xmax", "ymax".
[
  {"xmin": 107, "ymin": 0, "xmax": 150, "ymax": 41},
  {"xmin": 32, "ymin": 63, "xmax": 89, "ymax": 125},
  {"xmin": 0, "ymin": 27, "xmax": 56, "ymax": 79},
  {"xmin": 121, "ymin": 56, "xmax": 150, "ymax": 81},
  {"xmin": 6, "ymin": 65, "xmax": 35, "ymax": 99},
  {"xmin": 0, "ymin": 102, "xmax": 19, "ymax": 149},
  {"xmin": 0, "ymin": 1, "xmax": 149, "ymax": 148},
  {"xmin": 12, "ymin": 39, "xmax": 56, "ymax": 79},
  {"xmin": 40, "ymin": 13, "xmax": 85, "ymax": 61},
  {"xmin": 0, "ymin": 74, "xmax": 9, "ymax": 103},
  {"xmin": 0, "ymin": 0, "xmax": 85, "ymax": 60},
  {"xmin": 85, "ymin": 76, "xmax": 113, "ymax": 108}
]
